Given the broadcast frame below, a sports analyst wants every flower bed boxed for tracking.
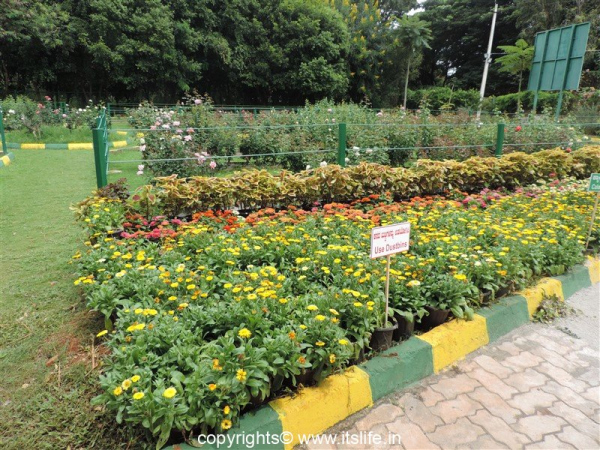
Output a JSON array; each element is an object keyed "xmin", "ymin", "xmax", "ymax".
[{"xmin": 74, "ymin": 177, "xmax": 599, "ymax": 447}]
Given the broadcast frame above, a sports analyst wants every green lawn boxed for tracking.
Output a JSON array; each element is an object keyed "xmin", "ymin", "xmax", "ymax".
[{"xmin": 0, "ymin": 151, "xmax": 147, "ymax": 448}]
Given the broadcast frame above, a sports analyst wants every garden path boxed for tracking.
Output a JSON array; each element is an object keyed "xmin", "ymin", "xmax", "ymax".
[{"xmin": 303, "ymin": 284, "xmax": 600, "ymax": 450}]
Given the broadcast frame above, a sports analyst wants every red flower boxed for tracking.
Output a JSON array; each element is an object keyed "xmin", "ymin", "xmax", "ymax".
[{"xmin": 515, "ymin": 125, "xmax": 522, "ymax": 132}]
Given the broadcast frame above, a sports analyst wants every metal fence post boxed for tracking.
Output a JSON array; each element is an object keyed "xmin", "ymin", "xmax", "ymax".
[
  {"xmin": 0, "ymin": 107, "xmax": 7, "ymax": 154},
  {"xmin": 338, "ymin": 123, "xmax": 346, "ymax": 167},
  {"xmin": 495, "ymin": 123, "xmax": 504, "ymax": 157},
  {"xmin": 92, "ymin": 114, "xmax": 108, "ymax": 188}
]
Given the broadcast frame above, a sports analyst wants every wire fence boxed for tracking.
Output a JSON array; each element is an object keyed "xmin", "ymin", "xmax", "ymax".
[{"xmin": 92, "ymin": 112, "xmax": 599, "ymax": 189}]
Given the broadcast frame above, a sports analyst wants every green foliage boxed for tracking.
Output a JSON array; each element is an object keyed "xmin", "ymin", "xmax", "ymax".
[
  {"xmin": 532, "ymin": 294, "xmax": 577, "ymax": 324},
  {"xmin": 496, "ymin": 39, "xmax": 534, "ymax": 98}
]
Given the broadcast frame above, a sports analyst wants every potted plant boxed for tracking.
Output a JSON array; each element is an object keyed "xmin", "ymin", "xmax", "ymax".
[
  {"xmin": 369, "ymin": 300, "xmax": 398, "ymax": 352},
  {"xmin": 420, "ymin": 273, "xmax": 477, "ymax": 330}
]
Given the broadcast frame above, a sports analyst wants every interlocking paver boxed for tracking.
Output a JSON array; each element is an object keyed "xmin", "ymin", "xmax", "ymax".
[
  {"xmin": 555, "ymin": 425, "xmax": 600, "ymax": 449},
  {"xmin": 506, "ymin": 388, "xmax": 558, "ymax": 414},
  {"xmin": 385, "ymin": 421, "xmax": 440, "ymax": 450},
  {"xmin": 354, "ymin": 404, "xmax": 403, "ymax": 432},
  {"xmin": 465, "ymin": 367, "xmax": 519, "ymax": 399},
  {"xmin": 535, "ymin": 361, "xmax": 589, "ymax": 392},
  {"xmin": 503, "ymin": 351, "xmax": 544, "ymax": 369},
  {"xmin": 429, "ymin": 395, "xmax": 483, "ymax": 424},
  {"xmin": 548, "ymin": 402, "xmax": 600, "ymax": 439},
  {"xmin": 469, "ymin": 409, "xmax": 531, "ymax": 448},
  {"xmin": 503, "ymin": 368, "xmax": 549, "ymax": 392},
  {"xmin": 471, "ymin": 354, "xmax": 513, "ymax": 378},
  {"xmin": 467, "ymin": 387, "xmax": 521, "ymax": 424},
  {"xmin": 524, "ymin": 434, "xmax": 576, "ymax": 449},
  {"xmin": 396, "ymin": 393, "xmax": 443, "ymax": 432},
  {"xmin": 510, "ymin": 413, "xmax": 567, "ymax": 441},
  {"xmin": 427, "ymin": 417, "xmax": 485, "ymax": 448},
  {"xmin": 539, "ymin": 380, "xmax": 598, "ymax": 417},
  {"xmin": 429, "ymin": 374, "xmax": 480, "ymax": 400}
]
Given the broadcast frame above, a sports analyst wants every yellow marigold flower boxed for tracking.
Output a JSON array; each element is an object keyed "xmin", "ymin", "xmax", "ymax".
[
  {"xmin": 122, "ymin": 379, "xmax": 132, "ymax": 390},
  {"xmin": 307, "ymin": 304, "xmax": 318, "ymax": 311},
  {"xmin": 96, "ymin": 330, "xmax": 108, "ymax": 337},
  {"xmin": 133, "ymin": 392, "xmax": 145, "ymax": 400},
  {"xmin": 208, "ymin": 383, "xmax": 217, "ymax": 391},
  {"xmin": 315, "ymin": 315, "xmax": 326, "ymax": 321},
  {"xmin": 221, "ymin": 419, "xmax": 232, "ymax": 430},
  {"xmin": 407, "ymin": 280, "xmax": 421, "ymax": 287},
  {"xmin": 224, "ymin": 283, "xmax": 233, "ymax": 289},
  {"xmin": 113, "ymin": 386, "xmax": 123, "ymax": 396},
  {"xmin": 338, "ymin": 339, "xmax": 349, "ymax": 345},
  {"xmin": 315, "ymin": 341, "xmax": 325, "ymax": 347},
  {"xmin": 131, "ymin": 375, "xmax": 140, "ymax": 383},
  {"xmin": 329, "ymin": 308, "xmax": 339, "ymax": 316},
  {"xmin": 213, "ymin": 359, "xmax": 223, "ymax": 371},
  {"xmin": 238, "ymin": 328, "xmax": 252, "ymax": 339},
  {"xmin": 178, "ymin": 303, "xmax": 189, "ymax": 309},
  {"xmin": 168, "ymin": 296, "xmax": 177, "ymax": 301},
  {"xmin": 279, "ymin": 298, "xmax": 288, "ymax": 304},
  {"xmin": 353, "ymin": 302, "xmax": 363, "ymax": 307},
  {"xmin": 186, "ymin": 284, "xmax": 196, "ymax": 290},
  {"xmin": 288, "ymin": 331, "xmax": 296, "ymax": 340},
  {"xmin": 236, "ymin": 369, "xmax": 247, "ymax": 382},
  {"xmin": 298, "ymin": 356, "xmax": 306, "ymax": 364},
  {"xmin": 454, "ymin": 274, "xmax": 467, "ymax": 281},
  {"xmin": 299, "ymin": 324, "xmax": 307, "ymax": 330},
  {"xmin": 162, "ymin": 387, "xmax": 177, "ymax": 399},
  {"xmin": 223, "ymin": 405, "xmax": 231, "ymax": 415},
  {"xmin": 329, "ymin": 354, "xmax": 336, "ymax": 364},
  {"xmin": 206, "ymin": 276, "xmax": 214, "ymax": 281},
  {"xmin": 170, "ymin": 282, "xmax": 179, "ymax": 288}
]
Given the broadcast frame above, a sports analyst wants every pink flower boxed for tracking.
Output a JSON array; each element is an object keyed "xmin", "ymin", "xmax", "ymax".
[
  {"xmin": 515, "ymin": 125, "xmax": 522, "ymax": 132},
  {"xmin": 62, "ymin": 114, "xmax": 67, "ymax": 118},
  {"xmin": 186, "ymin": 128, "xmax": 194, "ymax": 134},
  {"xmin": 184, "ymin": 135, "xmax": 192, "ymax": 141},
  {"xmin": 565, "ymin": 147, "xmax": 572, "ymax": 153},
  {"xmin": 45, "ymin": 96, "xmax": 51, "ymax": 101},
  {"xmin": 173, "ymin": 121, "xmax": 180, "ymax": 127},
  {"xmin": 150, "ymin": 125, "xmax": 156, "ymax": 130},
  {"xmin": 138, "ymin": 164, "xmax": 144, "ymax": 171},
  {"xmin": 176, "ymin": 129, "xmax": 183, "ymax": 134},
  {"xmin": 140, "ymin": 145, "xmax": 146, "ymax": 152},
  {"xmin": 194, "ymin": 99, "xmax": 202, "ymax": 105},
  {"xmin": 195, "ymin": 153, "xmax": 206, "ymax": 164},
  {"xmin": 162, "ymin": 124, "xmax": 170, "ymax": 129},
  {"xmin": 376, "ymin": 111, "xmax": 383, "ymax": 117},
  {"xmin": 209, "ymin": 161, "xmax": 217, "ymax": 169}
]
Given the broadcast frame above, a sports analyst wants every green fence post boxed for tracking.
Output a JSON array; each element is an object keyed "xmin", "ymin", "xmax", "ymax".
[
  {"xmin": 92, "ymin": 115, "xmax": 108, "ymax": 188},
  {"xmin": 495, "ymin": 123, "xmax": 504, "ymax": 157},
  {"xmin": 0, "ymin": 107, "xmax": 7, "ymax": 155},
  {"xmin": 338, "ymin": 123, "xmax": 347, "ymax": 167}
]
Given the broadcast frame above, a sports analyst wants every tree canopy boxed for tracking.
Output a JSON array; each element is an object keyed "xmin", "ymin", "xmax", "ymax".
[{"xmin": 0, "ymin": 0, "xmax": 596, "ymax": 106}]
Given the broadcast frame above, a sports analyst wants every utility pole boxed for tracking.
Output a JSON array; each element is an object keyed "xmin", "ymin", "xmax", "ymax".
[{"xmin": 476, "ymin": 2, "xmax": 498, "ymax": 123}]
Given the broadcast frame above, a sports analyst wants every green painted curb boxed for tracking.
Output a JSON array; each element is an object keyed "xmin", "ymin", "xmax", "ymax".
[
  {"xmin": 7, "ymin": 142, "xmax": 19, "ymax": 149},
  {"xmin": 45, "ymin": 143, "xmax": 69, "ymax": 150},
  {"xmin": 167, "ymin": 406, "xmax": 283, "ymax": 450},
  {"xmin": 556, "ymin": 264, "xmax": 592, "ymax": 300},
  {"xmin": 477, "ymin": 295, "xmax": 530, "ymax": 343},
  {"xmin": 361, "ymin": 337, "xmax": 434, "ymax": 401}
]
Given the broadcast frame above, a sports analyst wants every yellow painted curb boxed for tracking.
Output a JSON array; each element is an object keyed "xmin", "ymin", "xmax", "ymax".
[
  {"xmin": 1, "ymin": 155, "xmax": 11, "ymax": 166},
  {"xmin": 270, "ymin": 366, "xmax": 372, "ymax": 449},
  {"xmin": 112, "ymin": 140, "xmax": 128, "ymax": 148},
  {"xmin": 587, "ymin": 256, "xmax": 600, "ymax": 284},
  {"xmin": 417, "ymin": 314, "xmax": 489, "ymax": 373},
  {"xmin": 68, "ymin": 143, "xmax": 94, "ymax": 150},
  {"xmin": 20, "ymin": 143, "xmax": 45, "ymax": 150},
  {"xmin": 116, "ymin": 131, "xmax": 128, "ymax": 136},
  {"xmin": 519, "ymin": 278, "xmax": 564, "ymax": 317}
]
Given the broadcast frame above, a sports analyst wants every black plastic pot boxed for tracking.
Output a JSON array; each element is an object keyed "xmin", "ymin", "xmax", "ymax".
[
  {"xmin": 295, "ymin": 369, "xmax": 315, "ymax": 387},
  {"xmin": 370, "ymin": 320, "xmax": 398, "ymax": 352},
  {"xmin": 480, "ymin": 290, "xmax": 493, "ymax": 304},
  {"xmin": 496, "ymin": 281, "xmax": 515, "ymax": 299},
  {"xmin": 420, "ymin": 306, "xmax": 450, "ymax": 330},
  {"xmin": 393, "ymin": 313, "xmax": 415, "ymax": 341}
]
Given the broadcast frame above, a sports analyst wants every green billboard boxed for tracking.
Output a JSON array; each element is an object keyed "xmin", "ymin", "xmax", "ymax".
[{"xmin": 527, "ymin": 22, "xmax": 590, "ymax": 118}]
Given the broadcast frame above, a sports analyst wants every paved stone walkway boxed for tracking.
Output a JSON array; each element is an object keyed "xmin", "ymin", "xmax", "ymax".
[{"xmin": 304, "ymin": 317, "xmax": 600, "ymax": 449}]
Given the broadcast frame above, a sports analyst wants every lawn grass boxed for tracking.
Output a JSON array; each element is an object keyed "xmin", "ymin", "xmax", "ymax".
[
  {"xmin": 5, "ymin": 126, "xmax": 126, "ymax": 144},
  {"xmin": 0, "ymin": 151, "xmax": 147, "ymax": 448}
]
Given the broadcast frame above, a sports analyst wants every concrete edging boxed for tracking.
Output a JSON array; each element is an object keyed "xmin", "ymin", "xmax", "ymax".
[
  {"xmin": 0, "ymin": 152, "xmax": 15, "ymax": 168},
  {"xmin": 169, "ymin": 256, "xmax": 599, "ymax": 450},
  {"xmin": 7, "ymin": 141, "xmax": 128, "ymax": 150}
]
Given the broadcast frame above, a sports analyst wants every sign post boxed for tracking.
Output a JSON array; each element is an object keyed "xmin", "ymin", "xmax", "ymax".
[
  {"xmin": 585, "ymin": 173, "xmax": 600, "ymax": 249},
  {"xmin": 370, "ymin": 222, "xmax": 411, "ymax": 327}
]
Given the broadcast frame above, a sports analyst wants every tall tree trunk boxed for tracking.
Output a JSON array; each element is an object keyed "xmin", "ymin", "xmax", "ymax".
[
  {"xmin": 517, "ymin": 71, "xmax": 523, "ymax": 111},
  {"xmin": 403, "ymin": 54, "xmax": 411, "ymax": 110}
]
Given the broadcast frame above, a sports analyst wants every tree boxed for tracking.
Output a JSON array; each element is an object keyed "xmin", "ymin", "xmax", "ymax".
[
  {"xmin": 496, "ymin": 38, "xmax": 534, "ymax": 108},
  {"xmin": 395, "ymin": 14, "xmax": 432, "ymax": 108}
]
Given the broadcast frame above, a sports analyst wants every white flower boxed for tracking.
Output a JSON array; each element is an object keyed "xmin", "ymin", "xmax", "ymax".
[
  {"xmin": 140, "ymin": 138, "xmax": 145, "ymax": 144},
  {"xmin": 352, "ymin": 146, "xmax": 360, "ymax": 151},
  {"xmin": 306, "ymin": 165, "xmax": 311, "ymax": 170},
  {"xmin": 345, "ymin": 158, "xmax": 349, "ymax": 164},
  {"xmin": 320, "ymin": 161, "xmax": 327, "ymax": 167},
  {"xmin": 8, "ymin": 109, "xmax": 15, "ymax": 114}
]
